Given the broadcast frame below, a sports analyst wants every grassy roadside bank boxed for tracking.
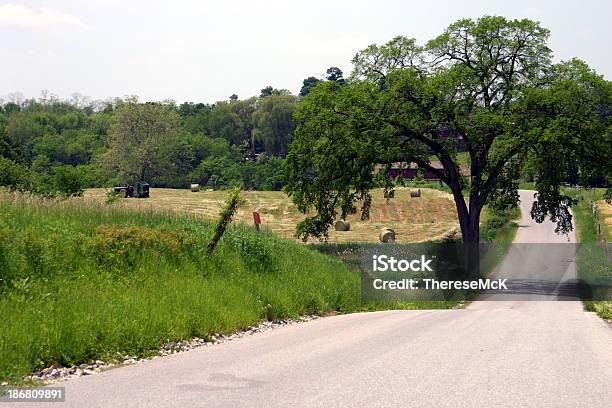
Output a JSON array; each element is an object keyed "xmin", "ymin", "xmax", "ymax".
[
  {"xmin": 0, "ymin": 193, "xmax": 359, "ymax": 383},
  {"xmin": 0, "ymin": 190, "xmax": 523, "ymax": 383},
  {"xmin": 567, "ymin": 188, "xmax": 606, "ymax": 242},
  {"xmin": 566, "ymin": 188, "xmax": 612, "ymax": 320},
  {"xmin": 477, "ymin": 206, "xmax": 521, "ymax": 279},
  {"xmin": 480, "ymin": 206, "xmax": 520, "ymax": 244}
]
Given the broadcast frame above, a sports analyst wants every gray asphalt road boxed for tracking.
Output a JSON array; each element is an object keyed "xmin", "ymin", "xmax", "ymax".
[{"xmin": 8, "ymin": 191, "xmax": 612, "ymax": 407}]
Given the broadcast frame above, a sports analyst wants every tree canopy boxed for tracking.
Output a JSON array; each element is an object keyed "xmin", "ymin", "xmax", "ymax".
[
  {"xmin": 300, "ymin": 77, "xmax": 322, "ymax": 97},
  {"xmin": 252, "ymin": 93, "xmax": 298, "ymax": 156},
  {"xmin": 285, "ymin": 16, "xmax": 611, "ymax": 249},
  {"xmin": 102, "ymin": 102, "xmax": 185, "ymax": 182}
]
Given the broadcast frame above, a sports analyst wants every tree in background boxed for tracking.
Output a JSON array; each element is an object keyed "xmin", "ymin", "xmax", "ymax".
[
  {"xmin": 0, "ymin": 156, "xmax": 31, "ymax": 191},
  {"xmin": 325, "ymin": 67, "xmax": 345, "ymax": 84},
  {"xmin": 179, "ymin": 102, "xmax": 211, "ymax": 135},
  {"xmin": 4, "ymin": 109, "xmax": 47, "ymax": 163},
  {"xmin": 206, "ymin": 101, "xmax": 243, "ymax": 144},
  {"xmin": 285, "ymin": 16, "xmax": 611, "ymax": 263},
  {"xmin": 207, "ymin": 98, "xmax": 258, "ymax": 157},
  {"xmin": 101, "ymin": 102, "xmax": 185, "ymax": 182},
  {"xmin": 0, "ymin": 92, "xmax": 294, "ymax": 192},
  {"xmin": 299, "ymin": 77, "xmax": 322, "ymax": 97},
  {"xmin": 260, "ymin": 86, "xmax": 274, "ymax": 97},
  {"xmin": 299, "ymin": 67, "xmax": 345, "ymax": 97},
  {"xmin": 252, "ymin": 93, "xmax": 298, "ymax": 156},
  {"xmin": 0, "ymin": 112, "xmax": 16, "ymax": 160},
  {"xmin": 188, "ymin": 136, "xmax": 243, "ymax": 189}
]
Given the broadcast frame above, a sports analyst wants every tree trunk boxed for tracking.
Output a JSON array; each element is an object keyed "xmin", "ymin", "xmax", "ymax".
[
  {"xmin": 462, "ymin": 211, "xmax": 482, "ymax": 281},
  {"xmin": 450, "ymin": 184, "xmax": 483, "ymax": 280}
]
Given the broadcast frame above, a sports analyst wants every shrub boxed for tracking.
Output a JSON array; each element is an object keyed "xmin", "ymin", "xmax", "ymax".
[
  {"xmin": 21, "ymin": 231, "xmax": 54, "ymax": 277},
  {"xmin": 52, "ymin": 165, "xmax": 85, "ymax": 197},
  {"xmin": 0, "ymin": 157, "xmax": 31, "ymax": 190},
  {"xmin": 483, "ymin": 212, "xmax": 509, "ymax": 230},
  {"xmin": 480, "ymin": 206, "xmax": 520, "ymax": 243}
]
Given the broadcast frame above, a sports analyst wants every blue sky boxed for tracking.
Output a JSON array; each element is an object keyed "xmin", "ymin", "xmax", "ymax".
[{"xmin": 0, "ymin": 0, "xmax": 610, "ymax": 104}]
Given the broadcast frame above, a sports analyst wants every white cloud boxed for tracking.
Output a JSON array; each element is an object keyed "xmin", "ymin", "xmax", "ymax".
[{"xmin": 0, "ymin": 4, "xmax": 86, "ymax": 29}]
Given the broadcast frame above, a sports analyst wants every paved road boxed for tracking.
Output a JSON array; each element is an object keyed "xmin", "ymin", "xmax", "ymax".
[{"xmin": 11, "ymin": 191, "xmax": 612, "ymax": 407}]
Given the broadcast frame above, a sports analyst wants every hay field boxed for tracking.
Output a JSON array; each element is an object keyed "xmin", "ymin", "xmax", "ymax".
[
  {"xmin": 596, "ymin": 199, "xmax": 612, "ymax": 240},
  {"xmin": 84, "ymin": 187, "xmax": 458, "ymax": 243}
]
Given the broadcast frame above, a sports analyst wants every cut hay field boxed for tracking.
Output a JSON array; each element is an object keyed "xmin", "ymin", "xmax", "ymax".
[
  {"xmin": 85, "ymin": 187, "xmax": 459, "ymax": 243},
  {"xmin": 596, "ymin": 199, "xmax": 612, "ymax": 240}
]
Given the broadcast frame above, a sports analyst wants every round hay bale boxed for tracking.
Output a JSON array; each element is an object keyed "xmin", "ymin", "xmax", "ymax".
[
  {"xmin": 410, "ymin": 189, "xmax": 421, "ymax": 198},
  {"xmin": 334, "ymin": 220, "xmax": 351, "ymax": 231},
  {"xmin": 190, "ymin": 183, "xmax": 200, "ymax": 192},
  {"xmin": 379, "ymin": 228, "xmax": 396, "ymax": 243}
]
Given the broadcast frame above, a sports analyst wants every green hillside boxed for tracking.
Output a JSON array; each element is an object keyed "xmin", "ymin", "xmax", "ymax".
[{"xmin": 0, "ymin": 193, "xmax": 359, "ymax": 382}]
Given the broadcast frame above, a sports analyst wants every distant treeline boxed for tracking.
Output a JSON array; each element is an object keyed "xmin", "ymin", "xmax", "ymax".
[
  {"xmin": 0, "ymin": 95, "xmax": 291, "ymax": 194},
  {"xmin": 0, "ymin": 69, "xmax": 344, "ymax": 196}
]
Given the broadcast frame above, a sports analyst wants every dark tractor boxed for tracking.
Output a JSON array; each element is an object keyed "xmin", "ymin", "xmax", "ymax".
[{"xmin": 114, "ymin": 181, "xmax": 150, "ymax": 198}]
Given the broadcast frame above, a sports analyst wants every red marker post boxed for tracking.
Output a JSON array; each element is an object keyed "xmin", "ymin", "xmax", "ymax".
[{"xmin": 252, "ymin": 211, "xmax": 261, "ymax": 233}]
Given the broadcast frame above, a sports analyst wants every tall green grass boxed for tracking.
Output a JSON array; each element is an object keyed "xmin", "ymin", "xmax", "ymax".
[
  {"xmin": 480, "ymin": 206, "xmax": 520, "ymax": 244},
  {"xmin": 0, "ymin": 193, "xmax": 359, "ymax": 382},
  {"xmin": 565, "ymin": 188, "xmax": 612, "ymax": 320},
  {"xmin": 566, "ymin": 188, "xmax": 605, "ymax": 243}
]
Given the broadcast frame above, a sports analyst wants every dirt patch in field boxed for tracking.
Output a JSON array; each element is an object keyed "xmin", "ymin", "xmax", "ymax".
[{"xmin": 84, "ymin": 188, "xmax": 458, "ymax": 243}]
